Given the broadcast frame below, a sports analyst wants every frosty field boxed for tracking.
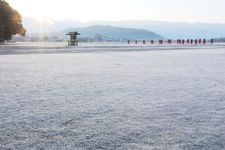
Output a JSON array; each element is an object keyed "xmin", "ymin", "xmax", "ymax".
[{"xmin": 1, "ymin": 44, "xmax": 225, "ymax": 149}]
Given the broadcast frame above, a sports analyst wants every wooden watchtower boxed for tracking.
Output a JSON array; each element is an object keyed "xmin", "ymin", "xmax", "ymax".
[{"xmin": 66, "ymin": 31, "xmax": 80, "ymax": 46}]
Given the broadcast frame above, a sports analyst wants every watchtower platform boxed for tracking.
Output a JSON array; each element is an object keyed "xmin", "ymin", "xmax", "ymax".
[{"xmin": 66, "ymin": 31, "xmax": 80, "ymax": 46}]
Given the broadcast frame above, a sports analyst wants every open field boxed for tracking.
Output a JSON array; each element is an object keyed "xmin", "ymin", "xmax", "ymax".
[{"xmin": 1, "ymin": 43, "xmax": 225, "ymax": 149}]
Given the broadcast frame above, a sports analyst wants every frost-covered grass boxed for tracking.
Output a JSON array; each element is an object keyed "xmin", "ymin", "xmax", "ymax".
[{"xmin": 0, "ymin": 47, "xmax": 225, "ymax": 149}]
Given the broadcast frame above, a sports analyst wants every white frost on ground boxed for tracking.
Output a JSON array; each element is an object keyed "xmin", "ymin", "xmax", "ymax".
[{"xmin": 0, "ymin": 43, "xmax": 225, "ymax": 149}]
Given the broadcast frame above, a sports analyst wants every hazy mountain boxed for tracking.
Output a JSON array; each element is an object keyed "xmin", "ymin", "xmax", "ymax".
[
  {"xmin": 30, "ymin": 25, "xmax": 163, "ymax": 41},
  {"xmin": 66, "ymin": 25, "xmax": 162, "ymax": 40},
  {"xmin": 108, "ymin": 20, "xmax": 225, "ymax": 39},
  {"xmin": 214, "ymin": 37, "xmax": 225, "ymax": 42},
  {"xmin": 23, "ymin": 18, "xmax": 225, "ymax": 39}
]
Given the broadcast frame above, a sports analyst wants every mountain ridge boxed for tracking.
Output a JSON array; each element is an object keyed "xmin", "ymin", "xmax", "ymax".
[{"xmin": 29, "ymin": 25, "xmax": 163, "ymax": 41}]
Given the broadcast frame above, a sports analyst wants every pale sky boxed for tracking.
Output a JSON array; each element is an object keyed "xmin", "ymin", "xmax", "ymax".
[{"xmin": 6, "ymin": 0, "xmax": 225, "ymax": 23}]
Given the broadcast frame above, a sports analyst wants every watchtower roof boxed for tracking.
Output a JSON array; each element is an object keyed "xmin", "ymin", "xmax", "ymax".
[{"xmin": 66, "ymin": 32, "xmax": 80, "ymax": 35}]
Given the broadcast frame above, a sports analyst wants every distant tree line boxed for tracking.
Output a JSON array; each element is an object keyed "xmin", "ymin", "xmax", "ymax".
[{"xmin": 0, "ymin": 0, "xmax": 26, "ymax": 42}]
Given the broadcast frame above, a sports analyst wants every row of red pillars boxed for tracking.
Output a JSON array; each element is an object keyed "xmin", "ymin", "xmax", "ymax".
[
  {"xmin": 176, "ymin": 39, "xmax": 211, "ymax": 44},
  {"xmin": 128, "ymin": 39, "xmax": 214, "ymax": 44}
]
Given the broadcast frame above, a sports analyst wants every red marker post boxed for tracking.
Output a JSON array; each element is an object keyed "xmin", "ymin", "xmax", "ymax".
[
  {"xmin": 187, "ymin": 39, "xmax": 190, "ymax": 44},
  {"xmin": 177, "ymin": 39, "xmax": 181, "ymax": 44},
  {"xmin": 195, "ymin": 39, "xmax": 198, "ymax": 44},
  {"xmin": 159, "ymin": 40, "xmax": 163, "ymax": 44},
  {"xmin": 210, "ymin": 39, "xmax": 214, "ymax": 44},
  {"xmin": 203, "ymin": 39, "xmax": 206, "ymax": 44},
  {"xmin": 182, "ymin": 40, "xmax": 185, "ymax": 44},
  {"xmin": 150, "ymin": 40, "xmax": 154, "ymax": 44},
  {"xmin": 143, "ymin": 40, "xmax": 146, "ymax": 44},
  {"xmin": 135, "ymin": 40, "xmax": 138, "ymax": 44}
]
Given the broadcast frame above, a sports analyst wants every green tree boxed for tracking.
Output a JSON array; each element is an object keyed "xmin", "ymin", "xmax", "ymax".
[{"xmin": 0, "ymin": 0, "xmax": 26, "ymax": 42}]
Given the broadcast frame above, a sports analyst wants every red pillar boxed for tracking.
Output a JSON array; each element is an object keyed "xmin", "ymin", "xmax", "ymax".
[
  {"xmin": 135, "ymin": 40, "xmax": 138, "ymax": 44},
  {"xmin": 210, "ymin": 39, "xmax": 214, "ymax": 44},
  {"xmin": 195, "ymin": 39, "xmax": 198, "ymax": 44},
  {"xmin": 190, "ymin": 39, "xmax": 193, "ymax": 44},
  {"xmin": 150, "ymin": 40, "xmax": 154, "ymax": 44},
  {"xmin": 143, "ymin": 40, "xmax": 146, "ymax": 44},
  {"xmin": 203, "ymin": 39, "xmax": 206, "ymax": 44},
  {"xmin": 159, "ymin": 39, "xmax": 163, "ymax": 44},
  {"xmin": 177, "ymin": 39, "xmax": 181, "ymax": 44},
  {"xmin": 182, "ymin": 39, "xmax": 185, "ymax": 44},
  {"xmin": 199, "ymin": 39, "xmax": 202, "ymax": 44}
]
